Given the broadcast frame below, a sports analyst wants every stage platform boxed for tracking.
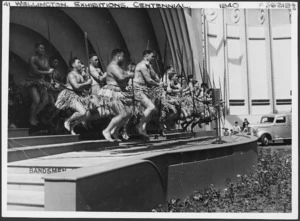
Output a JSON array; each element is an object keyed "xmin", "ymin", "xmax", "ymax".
[{"xmin": 6, "ymin": 131, "xmax": 258, "ymax": 212}]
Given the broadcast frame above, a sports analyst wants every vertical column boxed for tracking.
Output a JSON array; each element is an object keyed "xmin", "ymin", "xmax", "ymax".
[
  {"xmin": 242, "ymin": 9, "xmax": 251, "ymax": 114},
  {"xmin": 264, "ymin": 9, "xmax": 276, "ymax": 113},
  {"xmin": 204, "ymin": 11, "xmax": 211, "ymax": 84},
  {"xmin": 222, "ymin": 9, "xmax": 230, "ymax": 115}
]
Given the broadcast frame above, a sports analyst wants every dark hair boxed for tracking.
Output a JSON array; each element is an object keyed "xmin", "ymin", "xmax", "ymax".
[
  {"xmin": 143, "ymin": 49, "xmax": 154, "ymax": 57},
  {"xmin": 35, "ymin": 42, "xmax": 45, "ymax": 50},
  {"xmin": 49, "ymin": 57, "xmax": 59, "ymax": 64},
  {"xmin": 69, "ymin": 56, "xmax": 79, "ymax": 68},
  {"xmin": 188, "ymin": 75, "xmax": 193, "ymax": 80},
  {"xmin": 111, "ymin": 49, "xmax": 124, "ymax": 59},
  {"xmin": 89, "ymin": 53, "xmax": 97, "ymax": 59},
  {"xmin": 201, "ymin": 82, "xmax": 208, "ymax": 88},
  {"xmin": 168, "ymin": 72, "xmax": 177, "ymax": 80},
  {"xmin": 235, "ymin": 121, "xmax": 238, "ymax": 124},
  {"xmin": 128, "ymin": 62, "xmax": 136, "ymax": 66}
]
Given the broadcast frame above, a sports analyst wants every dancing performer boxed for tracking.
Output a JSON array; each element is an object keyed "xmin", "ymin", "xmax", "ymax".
[
  {"xmin": 133, "ymin": 50, "xmax": 163, "ymax": 138},
  {"xmin": 120, "ymin": 62, "xmax": 136, "ymax": 140},
  {"xmin": 88, "ymin": 53, "xmax": 107, "ymax": 94},
  {"xmin": 23, "ymin": 43, "xmax": 54, "ymax": 126},
  {"xmin": 162, "ymin": 65, "xmax": 175, "ymax": 88},
  {"xmin": 92, "ymin": 49, "xmax": 135, "ymax": 142},
  {"xmin": 44, "ymin": 57, "xmax": 65, "ymax": 127},
  {"xmin": 55, "ymin": 57, "xmax": 92, "ymax": 135}
]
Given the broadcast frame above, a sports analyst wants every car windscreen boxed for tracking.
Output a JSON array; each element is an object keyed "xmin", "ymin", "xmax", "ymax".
[{"xmin": 260, "ymin": 117, "xmax": 274, "ymax": 123}]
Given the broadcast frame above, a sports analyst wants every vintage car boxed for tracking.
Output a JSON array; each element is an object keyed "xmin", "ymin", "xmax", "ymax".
[{"xmin": 247, "ymin": 113, "xmax": 292, "ymax": 146}]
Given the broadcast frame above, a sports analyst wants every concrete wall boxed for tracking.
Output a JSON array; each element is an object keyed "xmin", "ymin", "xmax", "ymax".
[{"xmin": 205, "ymin": 9, "xmax": 292, "ymax": 118}]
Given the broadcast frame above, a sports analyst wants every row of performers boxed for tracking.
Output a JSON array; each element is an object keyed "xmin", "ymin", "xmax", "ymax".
[{"xmin": 23, "ymin": 44, "xmax": 216, "ymax": 142}]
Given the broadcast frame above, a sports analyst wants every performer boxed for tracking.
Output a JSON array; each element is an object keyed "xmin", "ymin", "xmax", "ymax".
[
  {"xmin": 55, "ymin": 57, "xmax": 92, "ymax": 135},
  {"xmin": 92, "ymin": 49, "xmax": 135, "ymax": 142},
  {"xmin": 120, "ymin": 62, "xmax": 136, "ymax": 140},
  {"xmin": 133, "ymin": 50, "xmax": 163, "ymax": 138},
  {"xmin": 162, "ymin": 65, "xmax": 175, "ymax": 88},
  {"xmin": 88, "ymin": 53, "xmax": 107, "ymax": 95},
  {"xmin": 23, "ymin": 43, "xmax": 54, "ymax": 126},
  {"xmin": 44, "ymin": 57, "xmax": 65, "ymax": 127}
]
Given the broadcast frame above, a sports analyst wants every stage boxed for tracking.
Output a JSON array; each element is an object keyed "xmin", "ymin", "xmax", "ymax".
[{"xmin": 7, "ymin": 132, "xmax": 258, "ymax": 211}]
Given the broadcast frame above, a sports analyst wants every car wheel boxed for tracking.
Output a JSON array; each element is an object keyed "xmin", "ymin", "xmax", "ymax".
[{"xmin": 261, "ymin": 135, "xmax": 270, "ymax": 146}]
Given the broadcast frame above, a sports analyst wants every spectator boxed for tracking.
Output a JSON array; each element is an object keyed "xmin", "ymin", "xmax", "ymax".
[
  {"xmin": 242, "ymin": 118, "xmax": 250, "ymax": 132},
  {"xmin": 232, "ymin": 121, "xmax": 241, "ymax": 134}
]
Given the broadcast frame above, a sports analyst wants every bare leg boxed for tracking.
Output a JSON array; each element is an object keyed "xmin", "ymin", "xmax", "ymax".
[
  {"xmin": 29, "ymin": 87, "xmax": 40, "ymax": 125},
  {"xmin": 65, "ymin": 102, "xmax": 88, "ymax": 135},
  {"xmin": 137, "ymin": 101, "xmax": 155, "ymax": 137},
  {"xmin": 35, "ymin": 89, "xmax": 49, "ymax": 121},
  {"xmin": 102, "ymin": 114, "xmax": 124, "ymax": 142},
  {"xmin": 121, "ymin": 117, "xmax": 131, "ymax": 140},
  {"xmin": 112, "ymin": 112, "xmax": 132, "ymax": 141}
]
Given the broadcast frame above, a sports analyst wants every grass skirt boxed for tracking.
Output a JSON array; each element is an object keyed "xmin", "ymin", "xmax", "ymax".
[
  {"xmin": 21, "ymin": 78, "xmax": 49, "ymax": 94},
  {"xmin": 133, "ymin": 84, "xmax": 154, "ymax": 115},
  {"xmin": 55, "ymin": 89, "xmax": 90, "ymax": 111},
  {"xmin": 90, "ymin": 84, "xmax": 133, "ymax": 117}
]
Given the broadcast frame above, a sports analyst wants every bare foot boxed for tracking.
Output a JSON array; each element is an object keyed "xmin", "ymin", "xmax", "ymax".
[
  {"xmin": 81, "ymin": 121, "xmax": 88, "ymax": 129},
  {"xmin": 121, "ymin": 131, "xmax": 129, "ymax": 140},
  {"xmin": 30, "ymin": 119, "xmax": 39, "ymax": 126},
  {"xmin": 112, "ymin": 133, "xmax": 121, "ymax": 142},
  {"xmin": 64, "ymin": 121, "xmax": 71, "ymax": 131},
  {"xmin": 70, "ymin": 129, "xmax": 76, "ymax": 135},
  {"xmin": 69, "ymin": 123, "xmax": 76, "ymax": 135},
  {"xmin": 136, "ymin": 124, "xmax": 149, "ymax": 137},
  {"xmin": 102, "ymin": 130, "xmax": 115, "ymax": 142}
]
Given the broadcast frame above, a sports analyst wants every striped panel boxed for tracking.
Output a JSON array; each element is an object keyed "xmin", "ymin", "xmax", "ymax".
[
  {"xmin": 229, "ymin": 99, "xmax": 245, "ymax": 106},
  {"xmin": 251, "ymin": 99, "xmax": 270, "ymax": 106},
  {"xmin": 276, "ymin": 99, "xmax": 292, "ymax": 105}
]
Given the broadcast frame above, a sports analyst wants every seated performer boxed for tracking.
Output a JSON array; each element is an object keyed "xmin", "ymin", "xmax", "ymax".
[
  {"xmin": 92, "ymin": 49, "xmax": 135, "ymax": 142},
  {"xmin": 55, "ymin": 57, "xmax": 92, "ymax": 135},
  {"xmin": 23, "ymin": 43, "xmax": 54, "ymax": 126},
  {"xmin": 133, "ymin": 50, "xmax": 163, "ymax": 138}
]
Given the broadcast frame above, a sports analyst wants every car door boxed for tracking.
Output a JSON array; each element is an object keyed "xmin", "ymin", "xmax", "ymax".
[{"xmin": 273, "ymin": 116, "xmax": 289, "ymax": 139}]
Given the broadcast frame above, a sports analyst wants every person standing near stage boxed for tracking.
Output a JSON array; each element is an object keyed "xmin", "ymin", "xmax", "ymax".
[
  {"xmin": 55, "ymin": 57, "xmax": 92, "ymax": 135},
  {"xmin": 92, "ymin": 49, "xmax": 135, "ymax": 142},
  {"xmin": 242, "ymin": 118, "xmax": 250, "ymax": 132},
  {"xmin": 24, "ymin": 43, "xmax": 54, "ymax": 126},
  {"xmin": 133, "ymin": 50, "xmax": 163, "ymax": 138}
]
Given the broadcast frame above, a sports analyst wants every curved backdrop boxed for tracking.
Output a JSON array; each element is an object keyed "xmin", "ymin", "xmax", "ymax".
[{"xmin": 9, "ymin": 7, "xmax": 204, "ymax": 83}]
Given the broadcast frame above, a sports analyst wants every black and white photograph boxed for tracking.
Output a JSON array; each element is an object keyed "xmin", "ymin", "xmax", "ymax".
[{"xmin": 1, "ymin": 1, "xmax": 298, "ymax": 219}]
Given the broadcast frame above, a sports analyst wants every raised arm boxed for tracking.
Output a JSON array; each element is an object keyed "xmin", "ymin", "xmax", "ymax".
[
  {"xmin": 68, "ymin": 72, "xmax": 91, "ymax": 91},
  {"xmin": 29, "ymin": 56, "xmax": 53, "ymax": 76}
]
